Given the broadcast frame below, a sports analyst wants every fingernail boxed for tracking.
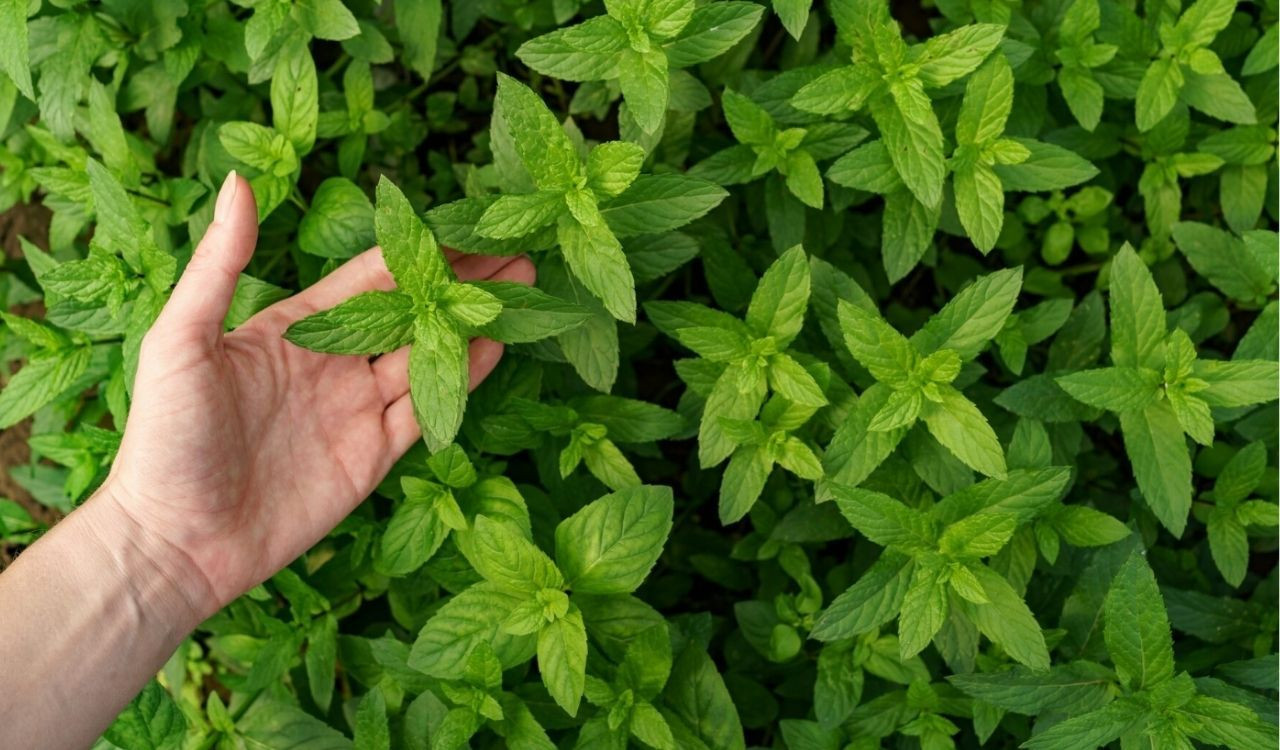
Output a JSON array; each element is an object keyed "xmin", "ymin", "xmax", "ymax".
[{"xmin": 214, "ymin": 170, "xmax": 238, "ymax": 222}]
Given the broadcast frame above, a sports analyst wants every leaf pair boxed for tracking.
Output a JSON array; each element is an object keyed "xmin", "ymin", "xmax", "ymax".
[
  {"xmin": 1134, "ymin": 0, "xmax": 1257, "ymax": 131},
  {"xmin": 285, "ymin": 177, "xmax": 589, "ymax": 451},
  {"xmin": 815, "ymin": 468, "xmax": 1073, "ymax": 670},
  {"xmin": 826, "ymin": 267, "xmax": 1023, "ymax": 484},
  {"xmin": 581, "ymin": 624, "xmax": 678, "ymax": 750},
  {"xmin": 1057, "ymin": 245, "xmax": 1279, "ymax": 535},
  {"xmin": 491, "ymin": 395, "xmax": 683, "ymax": 491},
  {"xmin": 792, "ymin": 1, "xmax": 1005, "ymax": 211},
  {"xmin": 476, "ymin": 74, "xmax": 727, "ymax": 324},
  {"xmin": 648, "ymin": 245, "xmax": 828, "ymax": 469},
  {"xmin": 1019, "ymin": 552, "xmax": 1274, "ymax": 749},
  {"xmin": 516, "ymin": 0, "xmax": 764, "ymax": 133},
  {"xmin": 410, "ymin": 486, "xmax": 674, "ymax": 717}
]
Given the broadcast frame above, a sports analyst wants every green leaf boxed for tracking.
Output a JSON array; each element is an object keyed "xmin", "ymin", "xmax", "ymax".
[
  {"xmin": 836, "ymin": 300, "xmax": 915, "ymax": 384},
  {"xmin": 555, "ymin": 485, "xmax": 673, "ymax": 593},
  {"xmin": 915, "ymin": 23, "xmax": 1006, "ymax": 87},
  {"xmin": 830, "ymin": 486, "xmax": 935, "ymax": 551},
  {"xmin": 587, "ymin": 141, "xmax": 646, "ymax": 198},
  {"xmin": 746, "ymin": 245, "xmax": 810, "ymax": 345},
  {"xmin": 409, "ymin": 582, "xmax": 536, "ymax": 677},
  {"xmin": 299, "ymin": 177, "xmax": 375, "ymax": 259},
  {"xmin": 1120, "ymin": 398, "xmax": 1191, "ymax": 536},
  {"xmin": 354, "ymin": 688, "xmax": 390, "ymax": 750},
  {"xmin": 1180, "ymin": 69, "xmax": 1256, "ymax": 125},
  {"xmin": 558, "ymin": 214, "xmax": 636, "ymax": 323},
  {"xmin": 379, "ymin": 483, "xmax": 449, "ymax": 576},
  {"xmin": 993, "ymin": 139, "xmax": 1099, "ymax": 191},
  {"xmin": 767, "ymin": 353, "xmax": 827, "ymax": 407},
  {"xmin": 699, "ymin": 360, "xmax": 768, "ymax": 467},
  {"xmin": 1108, "ymin": 244, "xmax": 1166, "ymax": 370},
  {"xmin": 284, "ymin": 291, "xmax": 415, "ymax": 355},
  {"xmin": 1020, "ymin": 698, "xmax": 1142, "ymax": 750},
  {"xmin": 538, "ymin": 606, "xmax": 588, "ymax": 716},
  {"xmin": 409, "ymin": 310, "xmax": 468, "ymax": 452},
  {"xmin": 103, "ymin": 681, "xmax": 186, "ymax": 750},
  {"xmin": 1136, "ymin": 57, "xmax": 1183, "ymax": 131},
  {"xmin": 812, "ymin": 553, "xmax": 914, "ymax": 641},
  {"xmin": 911, "ymin": 267, "xmax": 1022, "ymax": 359},
  {"xmin": 969, "ymin": 565, "xmax": 1050, "ymax": 670},
  {"xmin": 296, "ymin": 0, "xmax": 361, "ymax": 40},
  {"xmin": 0, "ymin": 347, "xmax": 93, "ymax": 429},
  {"xmin": 955, "ymin": 54, "xmax": 1014, "ymax": 145},
  {"xmin": 949, "ymin": 662, "xmax": 1114, "ymax": 715},
  {"xmin": 720, "ymin": 443, "xmax": 773, "ymax": 523},
  {"xmin": 773, "ymin": 0, "xmax": 813, "ymax": 39},
  {"xmin": 1208, "ymin": 514, "xmax": 1249, "ymax": 587},
  {"xmin": 666, "ymin": 644, "xmax": 747, "ymax": 750},
  {"xmin": 517, "ymin": 16, "xmax": 627, "ymax": 81},
  {"xmin": 1051, "ymin": 506, "xmax": 1132, "ymax": 547},
  {"xmin": 953, "ymin": 163, "xmax": 1005, "ymax": 253},
  {"xmin": 1104, "ymin": 552, "xmax": 1175, "ymax": 691},
  {"xmin": 375, "ymin": 176, "xmax": 448, "ymax": 299},
  {"xmin": 272, "ymin": 36, "xmax": 319, "ymax": 155},
  {"xmin": 722, "ymin": 88, "xmax": 776, "ymax": 146},
  {"xmin": 495, "ymin": 73, "xmax": 581, "ymax": 192},
  {"xmin": 463, "ymin": 514, "xmax": 564, "ymax": 593},
  {"xmin": 600, "ymin": 174, "xmax": 728, "ymax": 237},
  {"xmin": 0, "ymin": 0, "xmax": 34, "ymax": 99},
  {"xmin": 1056, "ymin": 367, "xmax": 1162, "ymax": 412},
  {"xmin": 1213, "ymin": 441, "xmax": 1266, "ymax": 504},
  {"xmin": 898, "ymin": 560, "xmax": 948, "ymax": 658},
  {"xmin": 619, "ymin": 46, "xmax": 670, "ymax": 134},
  {"xmin": 921, "ymin": 387, "xmax": 1007, "ymax": 478},
  {"xmin": 1194, "ymin": 360, "xmax": 1280, "ymax": 407},
  {"xmin": 1171, "ymin": 222, "xmax": 1276, "ymax": 302},
  {"xmin": 784, "ymin": 149, "xmax": 824, "ymax": 209},
  {"xmin": 471, "ymin": 281, "xmax": 591, "ymax": 343},
  {"xmin": 791, "ymin": 65, "xmax": 879, "ymax": 115},
  {"xmin": 663, "ymin": 2, "xmax": 764, "ymax": 68},
  {"xmin": 306, "ymin": 614, "xmax": 338, "ymax": 712},
  {"xmin": 476, "ymin": 191, "xmax": 565, "ymax": 239},
  {"xmin": 395, "ymin": 0, "xmax": 442, "ymax": 80},
  {"xmin": 876, "ymin": 84, "xmax": 946, "ymax": 209}
]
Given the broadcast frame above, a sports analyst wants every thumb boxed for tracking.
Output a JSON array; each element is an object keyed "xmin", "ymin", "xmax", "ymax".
[{"xmin": 157, "ymin": 171, "xmax": 259, "ymax": 335}]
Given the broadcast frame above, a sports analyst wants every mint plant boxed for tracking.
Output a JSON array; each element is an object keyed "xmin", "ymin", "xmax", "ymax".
[
  {"xmin": 1133, "ymin": 0, "xmax": 1257, "ymax": 131},
  {"xmin": 481, "ymin": 394, "xmax": 683, "ymax": 490},
  {"xmin": 823, "ymin": 267, "xmax": 1023, "ymax": 485},
  {"xmin": 411, "ymin": 485, "xmax": 673, "ymax": 717},
  {"xmin": 286, "ymin": 177, "xmax": 589, "ymax": 450},
  {"xmin": 1193, "ymin": 442, "xmax": 1279, "ymax": 587},
  {"xmin": 516, "ymin": 0, "xmax": 764, "ymax": 133},
  {"xmin": 0, "ymin": 0, "xmax": 1276, "ymax": 747},
  {"xmin": 790, "ymin": 1, "xmax": 1005, "ymax": 210},
  {"xmin": 647, "ymin": 245, "xmax": 827, "ymax": 470},
  {"xmin": 689, "ymin": 87, "xmax": 865, "ymax": 248},
  {"xmin": 1057, "ymin": 245, "xmax": 1279, "ymax": 535},
  {"xmin": 815, "ymin": 469, "xmax": 1071, "ymax": 669}
]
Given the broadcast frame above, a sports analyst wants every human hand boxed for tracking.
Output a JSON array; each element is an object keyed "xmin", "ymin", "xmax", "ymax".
[{"xmin": 99, "ymin": 173, "xmax": 534, "ymax": 622}]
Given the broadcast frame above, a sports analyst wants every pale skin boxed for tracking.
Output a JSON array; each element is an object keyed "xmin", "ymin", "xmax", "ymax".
[{"xmin": 0, "ymin": 173, "xmax": 535, "ymax": 749}]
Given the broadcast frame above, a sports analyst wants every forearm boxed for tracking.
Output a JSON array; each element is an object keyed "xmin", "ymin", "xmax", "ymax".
[{"xmin": 0, "ymin": 485, "xmax": 213, "ymax": 749}]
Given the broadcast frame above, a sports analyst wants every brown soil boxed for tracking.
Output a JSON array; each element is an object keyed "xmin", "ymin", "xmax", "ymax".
[{"xmin": 1, "ymin": 201, "xmax": 61, "ymax": 568}]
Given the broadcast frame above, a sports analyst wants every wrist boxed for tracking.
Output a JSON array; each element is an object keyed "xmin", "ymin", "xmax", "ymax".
[{"xmin": 73, "ymin": 481, "xmax": 219, "ymax": 632}]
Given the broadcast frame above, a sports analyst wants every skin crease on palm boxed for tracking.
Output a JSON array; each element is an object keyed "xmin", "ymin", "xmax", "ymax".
[{"xmin": 109, "ymin": 172, "xmax": 537, "ymax": 619}]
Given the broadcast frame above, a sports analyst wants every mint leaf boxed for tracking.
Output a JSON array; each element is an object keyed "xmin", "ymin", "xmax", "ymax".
[{"xmin": 555, "ymin": 485, "xmax": 673, "ymax": 594}]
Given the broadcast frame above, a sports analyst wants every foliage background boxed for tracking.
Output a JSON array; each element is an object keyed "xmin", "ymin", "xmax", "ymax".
[{"xmin": 0, "ymin": 0, "xmax": 1277, "ymax": 748}]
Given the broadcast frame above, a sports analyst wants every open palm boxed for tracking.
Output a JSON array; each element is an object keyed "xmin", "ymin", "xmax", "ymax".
[{"xmin": 105, "ymin": 175, "xmax": 534, "ymax": 616}]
